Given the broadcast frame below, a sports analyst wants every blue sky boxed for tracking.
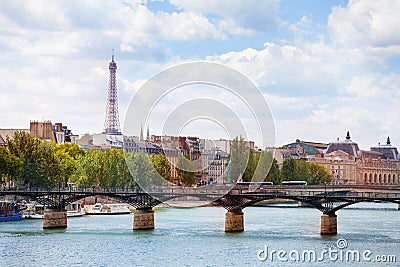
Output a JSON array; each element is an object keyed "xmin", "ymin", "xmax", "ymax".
[{"xmin": 1, "ymin": 0, "xmax": 400, "ymax": 149}]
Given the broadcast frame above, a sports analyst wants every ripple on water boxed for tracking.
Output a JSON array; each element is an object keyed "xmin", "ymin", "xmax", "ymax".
[{"xmin": 0, "ymin": 205, "xmax": 398, "ymax": 266}]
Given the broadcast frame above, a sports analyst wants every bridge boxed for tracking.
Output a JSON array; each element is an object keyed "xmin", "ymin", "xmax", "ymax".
[{"xmin": 1, "ymin": 185, "xmax": 400, "ymax": 235}]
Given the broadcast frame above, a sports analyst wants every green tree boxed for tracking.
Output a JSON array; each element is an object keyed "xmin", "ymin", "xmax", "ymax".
[
  {"xmin": 7, "ymin": 131, "xmax": 43, "ymax": 186},
  {"xmin": 150, "ymin": 153, "xmax": 172, "ymax": 183},
  {"xmin": 102, "ymin": 148, "xmax": 127, "ymax": 188},
  {"xmin": 281, "ymin": 158, "xmax": 296, "ymax": 182},
  {"xmin": 54, "ymin": 149, "xmax": 77, "ymax": 186},
  {"xmin": 54, "ymin": 142, "xmax": 85, "ymax": 159},
  {"xmin": 177, "ymin": 155, "xmax": 195, "ymax": 186},
  {"xmin": 124, "ymin": 152, "xmax": 137, "ymax": 188},
  {"xmin": 116, "ymin": 150, "xmax": 133, "ymax": 188},
  {"xmin": 52, "ymin": 142, "xmax": 85, "ymax": 186},
  {"xmin": 255, "ymin": 150, "xmax": 281, "ymax": 184},
  {"xmin": 281, "ymin": 158, "xmax": 332, "ymax": 185},
  {"xmin": 72, "ymin": 149, "xmax": 105, "ymax": 187},
  {"xmin": 72, "ymin": 149, "xmax": 133, "ymax": 189},
  {"xmin": 0, "ymin": 146, "xmax": 23, "ymax": 186},
  {"xmin": 295, "ymin": 160, "xmax": 310, "ymax": 182},
  {"xmin": 229, "ymin": 136, "xmax": 249, "ymax": 183},
  {"xmin": 307, "ymin": 162, "xmax": 331, "ymax": 185},
  {"xmin": 265, "ymin": 158, "xmax": 280, "ymax": 184},
  {"xmin": 246, "ymin": 150, "xmax": 281, "ymax": 185},
  {"xmin": 128, "ymin": 151, "xmax": 157, "ymax": 189},
  {"xmin": 6, "ymin": 131, "xmax": 60, "ymax": 187},
  {"xmin": 40, "ymin": 141, "xmax": 62, "ymax": 187},
  {"xmin": 242, "ymin": 149, "xmax": 258, "ymax": 182}
]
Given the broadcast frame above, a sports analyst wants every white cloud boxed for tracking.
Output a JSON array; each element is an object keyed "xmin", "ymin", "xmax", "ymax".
[
  {"xmin": 329, "ymin": 0, "xmax": 400, "ymax": 53},
  {"xmin": 0, "ymin": 0, "xmax": 226, "ymax": 59},
  {"xmin": 170, "ymin": 0, "xmax": 283, "ymax": 33},
  {"xmin": 0, "ymin": 0, "xmax": 231, "ymax": 134},
  {"xmin": 206, "ymin": 41, "xmax": 379, "ymax": 98},
  {"xmin": 1, "ymin": 0, "xmax": 399, "ymax": 149},
  {"xmin": 203, "ymin": 30, "xmax": 400, "ymax": 147},
  {"xmin": 157, "ymin": 11, "xmax": 224, "ymax": 40}
]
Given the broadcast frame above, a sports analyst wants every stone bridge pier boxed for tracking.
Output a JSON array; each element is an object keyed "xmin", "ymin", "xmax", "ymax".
[
  {"xmin": 133, "ymin": 208, "xmax": 154, "ymax": 230},
  {"xmin": 301, "ymin": 198, "xmax": 341, "ymax": 235},
  {"xmin": 43, "ymin": 208, "xmax": 67, "ymax": 229},
  {"xmin": 216, "ymin": 195, "xmax": 249, "ymax": 233},
  {"xmin": 225, "ymin": 209, "xmax": 244, "ymax": 232},
  {"xmin": 320, "ymin": 213, "xmax": 337, "ymax": 235},
  {"xmin": 127, "ymin": 193, "xmax": 162, "ymax": 231}
]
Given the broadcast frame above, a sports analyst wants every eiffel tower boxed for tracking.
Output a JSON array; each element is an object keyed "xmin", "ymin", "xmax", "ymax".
[{"xmin": 103, "ymin": 51, "xmax": 121, "ymax": 135}]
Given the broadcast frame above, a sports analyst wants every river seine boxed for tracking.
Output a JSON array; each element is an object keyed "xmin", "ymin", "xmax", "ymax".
[{"xmin": 0, "ymin": 203, "xmax": 399, "ymax": 266}]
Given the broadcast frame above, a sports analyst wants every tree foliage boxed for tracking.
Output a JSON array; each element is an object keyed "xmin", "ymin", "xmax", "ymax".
[
  {"xmin": 258, "ymin": 151, "xmax": 280, "ymax": 184},
  {"xmin": 242, "ymin": 149, "xmax": 258, "ymax": 182},
  {"xmin": 102, "ymin": 148, "xmax": 132, "ymax": 188},
  {"xmin": 129, "ymin": 151, "xmax": 157, "ymax": 189},
  {"xmin": 177, "ymin": 155, "xmax": 195, "ymax": 186},
  {"xmin": 150, "ymin": 153, "xmax": 172, "ymax": 183},
  {"xmin": 229, "ymin": 136, "xmax": 249, "ymax": 183},
  {"xmin": 6, "ymin": 131, "xmax": 61, "ymax": 187},
  {"xmin": 0, "ymin": 146, "xmax": 23, "ymax": 185},
  {"xmin": 72, "ymin": 149, "xmax": 105, "ymax": 187},
  {"xmin": 281, "ymin": 158, "xmax": 331, "ymax": 185},
  {"xmin": 2, "ymin": 131, "xmax": 331, "ymax": 188},
  {"xmin": 307, "ymin": 162, "xmax": 332, "ymax": 185},
  {"xmin": 266, "ymin": 158, "xmax": 280, "ymax": 184}
]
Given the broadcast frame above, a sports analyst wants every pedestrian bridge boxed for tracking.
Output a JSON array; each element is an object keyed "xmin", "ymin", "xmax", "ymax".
[{"xmin": 1, "ymin": 185, "xmax": 400, "ymax": 235}]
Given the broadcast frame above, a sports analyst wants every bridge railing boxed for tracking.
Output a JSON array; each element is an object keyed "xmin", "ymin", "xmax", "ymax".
[
  {"xmin": 2, "ymin": 186, "xmax": 400, "ymax": 200},
  {"xmin": 0, "ymin": 186, "xmax": 146, "ymax": 193},
  {"xmin": 244, "ymin": 189, "xmax": 400, "ymax": 199}
]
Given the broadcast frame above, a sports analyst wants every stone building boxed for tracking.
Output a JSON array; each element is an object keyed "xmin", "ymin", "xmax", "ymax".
[
  {"xmin": 207, "ymin": 150, "xmax": 229, "ymax": 185},
  {"xmin": 360, "ymin": 137, "xmax": 400, "ymax": 184},
  {"xmin": 308, "ymin": 132, "xmax": 400, "ymax": 185},
  {"xmin": 30, "ymin": 121, "xmax": 78, "ymax": 144},
  {"xmin": 275, "ymin": 139, "xmax": 328, "ymax": 167}
]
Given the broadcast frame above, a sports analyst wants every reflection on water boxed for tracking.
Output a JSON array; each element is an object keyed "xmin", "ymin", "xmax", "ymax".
[{"xmin": 0, "ymin": 204, "xmax": 399, "ymax": 266}]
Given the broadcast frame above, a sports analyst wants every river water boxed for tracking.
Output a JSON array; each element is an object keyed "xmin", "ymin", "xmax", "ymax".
[{"xmin": 0, "ymin": 203, "xmax": 399, "ymax": 266}]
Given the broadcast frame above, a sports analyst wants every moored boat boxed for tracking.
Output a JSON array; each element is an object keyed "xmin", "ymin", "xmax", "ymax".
[
  {"xmin": 66, "ymin": 202, "xmax": 86, "ymax": 217},
  {"xmin": 86, "ymin": 203, "xmax": 131, "ymax": 215},
  {"xmin": 23, "ymin": 203, "xmax": 44, "ymax": 219},
  {"xmin": 0, "ymin": 201, "xmax": 23, "ymax": 222},
  {"xmin": 23, "ymin": 202, "xmax": 86, "ymax": 219}
]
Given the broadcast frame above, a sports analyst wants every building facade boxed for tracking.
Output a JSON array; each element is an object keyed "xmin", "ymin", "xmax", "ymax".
[
  {"xmin": 30, "ymin": 121, "xmax": 78, "ymax": 144},
  {"xmin": 308, "ymin": 132, "xmax": 400, "ymax": 185},
  {"xmin": 207, "ymin": 150, "xmax": 229, "ymax": 185}
]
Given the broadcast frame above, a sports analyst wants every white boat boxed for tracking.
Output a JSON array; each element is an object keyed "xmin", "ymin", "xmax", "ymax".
[
  {"xmin": 66, "ymin": 202, "xmax": 86, "ymax": 217},
  {"xmin": 23, "ymin": 202, "xmax": 85, "ymax": 219},
  {"xmin": 86, "ymin": 203, "xmax": 131, "ymax": 215},
  {"xmin": 23, "ymin": 203, "xmax": 44, "ymax": 219}
]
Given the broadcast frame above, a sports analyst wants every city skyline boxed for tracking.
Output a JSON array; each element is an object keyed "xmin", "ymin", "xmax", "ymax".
[{"xmin": 1, "ymin": 0, "xmax": 400, "ymax": 149}]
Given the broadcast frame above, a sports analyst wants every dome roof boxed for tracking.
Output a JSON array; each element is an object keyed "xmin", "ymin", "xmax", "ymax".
[
  {"xmin": 325, "ymin": 131, "xmax": 360, "ymax": 157},
  {"xmin": 370, "ymin": 136, "xmax": 400, "ymax": 160}
]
